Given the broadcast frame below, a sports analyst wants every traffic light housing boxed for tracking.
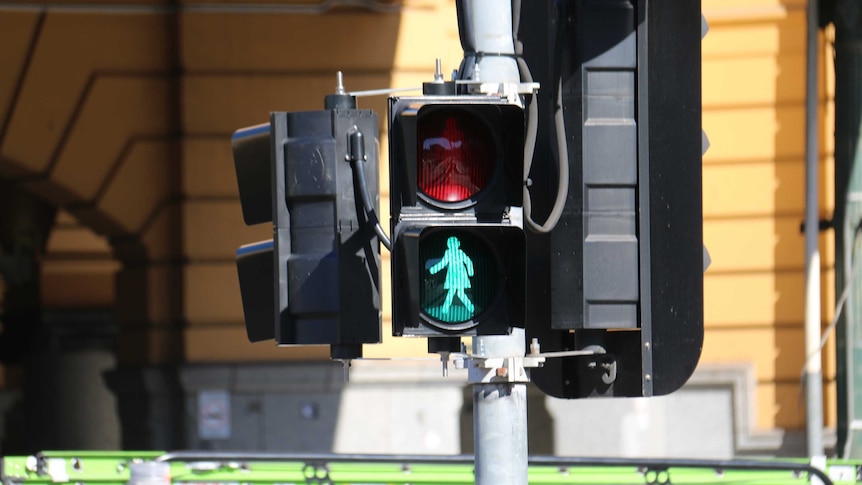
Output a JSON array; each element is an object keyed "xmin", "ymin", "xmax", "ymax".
[
  {"xmin": 389, "ymin": 96, "xmax": 526, "ymax": 338},
  {"xmin": 521, "ymin": 0, "xmax": 704, "ymax": 398},
  {"xmin": 233, "ymin": 99, "xmax": 382, "ymax": 359}
]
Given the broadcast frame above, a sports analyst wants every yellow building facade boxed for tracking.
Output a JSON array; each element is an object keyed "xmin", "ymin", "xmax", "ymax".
[
  {"xmin": 702, "ymin": 0, "xmax": 836, "ymax": 432},
  {"xmin": 0, "ymin": 0, "xmax": 839, "ymax": 454}
]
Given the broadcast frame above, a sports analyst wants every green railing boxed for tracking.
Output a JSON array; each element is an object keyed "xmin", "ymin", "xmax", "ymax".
[{"xmin": 3, "ymin": 451, "xmax": 860, "ymax": 485}]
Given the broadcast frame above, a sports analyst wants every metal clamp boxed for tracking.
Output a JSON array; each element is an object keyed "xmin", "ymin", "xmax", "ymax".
[{"xmin": 459, "ymin": 355, "xmax": 546, "ymax": 384}]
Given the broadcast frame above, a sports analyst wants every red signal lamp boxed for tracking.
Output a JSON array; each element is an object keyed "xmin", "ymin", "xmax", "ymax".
[{"xmin": 417, "ymin": 109, "xmax": 495, "ymax": 204}]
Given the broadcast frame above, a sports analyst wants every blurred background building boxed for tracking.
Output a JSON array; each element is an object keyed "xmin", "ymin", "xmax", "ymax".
[{"xmin": 0, "ymin": 0, "xmax": 848, "ymax": 458}]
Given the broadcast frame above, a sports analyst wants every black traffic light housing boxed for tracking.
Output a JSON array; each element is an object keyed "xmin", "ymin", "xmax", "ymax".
[
  {"xmin": 233, "ymin": 99, "xmax": 382, "ymax": 359},
  {"xmin": 389, "ymin": 96, "xmax": 526, "ymax": 338},
  {"xmin": 271, "ymin": 109, "xmax": 381, "ymax": 357}
]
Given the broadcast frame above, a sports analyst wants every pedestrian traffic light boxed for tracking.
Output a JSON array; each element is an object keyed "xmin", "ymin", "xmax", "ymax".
[
  {"xmin": 389, "ymin": 95, "xmax": 526, "ymax": 338},
  {"xmin": 233, "ymin": 88, "xmax": 382, "ymax": 359},
  {"xmin": 519, "ymin": 0, "xmax": 704, "ymax": 398}
]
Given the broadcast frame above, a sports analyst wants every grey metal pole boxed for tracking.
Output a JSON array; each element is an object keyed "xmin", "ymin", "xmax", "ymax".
[
  {"xmin": 456, "ymin": 0, "xmax": 520, "ymax": 84},
  {"xmin": 453, "ymin": 2, "xmax": 528, "ymax": 484},
  {"xmin": 804, "ymin": 0, "xmax": 824, "ymax": 458},
  {"xmin": 472, "ymin": 330, "xmax": 528, "ymax": 485}
]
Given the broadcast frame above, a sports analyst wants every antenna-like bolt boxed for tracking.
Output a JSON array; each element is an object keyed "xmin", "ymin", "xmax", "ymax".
[
  {"xmin": 335, "ymin": 71, "xmax": 346, "ymax": 95},
  {"xmin": 434, "ymin": 58, "xmax": 444, "ymax": 82},
  {"xmin": 530, "ymin": 338, "xmax": 540, "ymax": 355}
]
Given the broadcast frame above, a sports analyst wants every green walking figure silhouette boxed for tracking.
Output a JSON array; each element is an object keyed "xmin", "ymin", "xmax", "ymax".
[{"xmin": 429, "ymin": 236, "xmax": 475, "ymax": 315}]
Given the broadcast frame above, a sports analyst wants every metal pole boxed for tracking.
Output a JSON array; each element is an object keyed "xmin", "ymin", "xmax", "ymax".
[
  {"xmin": 454, "ymin": 2, "xmax": 528, "ymax": 484},
  {"xmin": 804, "ymin": 0, "xmax": 824, "ymax": 458},
  {"xmin": 456, "ymin": 0, "xmax": 520, "ymax": 83},
  {"xmin": 472, "ymin": 330, "xmax": 528, "ymax": 485}
]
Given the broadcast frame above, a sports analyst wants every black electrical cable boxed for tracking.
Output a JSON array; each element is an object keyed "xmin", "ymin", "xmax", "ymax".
[{"xmin": 347, "ymin": 130, "xmax": 392, "ymax": 251}]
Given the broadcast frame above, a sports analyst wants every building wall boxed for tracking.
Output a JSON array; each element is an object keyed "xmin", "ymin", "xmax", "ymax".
[
  {"xmin": 701, "ymin": 0, "xmax": 837, "ymax": 432},
  {"xmin": 0, "ymin": 0, "xmax": 840, "ymax": 453}
]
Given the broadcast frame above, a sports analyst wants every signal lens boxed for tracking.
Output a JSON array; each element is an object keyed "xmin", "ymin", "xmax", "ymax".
[
  {"xmin": 419, "ymin": 229, "xmax": 497, "ymax": 326},
  {"xmin": 417, "ymin": 109, "xmax": 494, "ymax": 203}
]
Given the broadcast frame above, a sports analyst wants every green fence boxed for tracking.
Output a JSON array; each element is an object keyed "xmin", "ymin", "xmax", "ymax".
[{"xmin": 3, "ymin": 451, "xmax": 859, "ymax": 485}]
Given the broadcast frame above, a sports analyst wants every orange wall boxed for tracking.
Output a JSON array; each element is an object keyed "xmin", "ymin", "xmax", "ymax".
[{"xmin": 701, "ymin": 0, "xmax": 836, "ymax": 430}]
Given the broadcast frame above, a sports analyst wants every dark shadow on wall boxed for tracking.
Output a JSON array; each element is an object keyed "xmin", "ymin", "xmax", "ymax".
[
  {"xmin": 0, "ymin": 0, "xmax": 187, "ymax": 453},
  {"xmin": 0, "ymin": 177, "xmax": 56, "ymax": 454}
]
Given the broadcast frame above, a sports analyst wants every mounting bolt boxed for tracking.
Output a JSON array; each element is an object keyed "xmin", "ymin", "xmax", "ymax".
[
  {"xmin": 433, "ymin": 58, "xmax": 444, "ymax": 82},
  {"xmin": 335, "ymin": 71, "xmax": 346, "ymax": 95}
]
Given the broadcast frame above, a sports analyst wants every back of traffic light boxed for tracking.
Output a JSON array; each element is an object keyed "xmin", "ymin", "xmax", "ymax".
[
  {"xmin": 521, "ymin": 0, "xmax": 705, "ymax": 398},
  {"xmin": 233, "ymin": 79, "xmax": 382, "ymax": 360},
  {"xmin": 388, "ymin": 83, "xmax": 528, "ymax": 339}
]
